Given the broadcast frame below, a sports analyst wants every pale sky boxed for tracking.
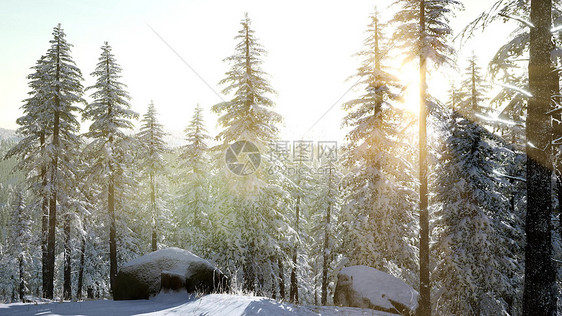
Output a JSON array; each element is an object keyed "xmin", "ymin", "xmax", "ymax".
[{"xmin": 0, "ymin": 0, "xmax": 512, "ymax": 146}]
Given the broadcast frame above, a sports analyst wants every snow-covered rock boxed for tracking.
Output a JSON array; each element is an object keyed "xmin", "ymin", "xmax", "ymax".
[
  {"xmin": 114, "ymin": 247, "xmax": 229, "ymax": 300},
  {"xmin": 333, "ymin": 265, "xmax": 418, "ymax": 315}
]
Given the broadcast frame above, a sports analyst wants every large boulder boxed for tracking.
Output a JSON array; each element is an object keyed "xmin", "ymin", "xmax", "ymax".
[
  {"xmin": 114, "ymin": 247, "xmax": 229, "ymax": 300},
  {"xmin": 333, "ymin": 265, "xmax": 418, "ymax": 315}
]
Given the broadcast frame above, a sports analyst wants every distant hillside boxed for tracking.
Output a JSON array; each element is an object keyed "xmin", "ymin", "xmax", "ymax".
[
  {"xmin": 0, "ymin": 127, "xmax": 194, "ymax": 148},
  {"xmin": 0, "ymin": 128, "xmax": 19, "ymax": 142}
]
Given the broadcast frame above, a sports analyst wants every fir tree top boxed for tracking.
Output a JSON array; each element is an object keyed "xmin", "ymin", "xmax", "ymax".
[
  {"xmin": 392, "ymin": 0, "xmax": 462, "ymax": 66},
  {"xmin": 182, "ymin": 104, "xmax": 210, "ymax": 172},
  {"xmin": 138, "ymin": 101, "xmax": 167, "ymax": 174},
  {"xmin": 212, "ymin": 13, "xmax": 282, "ymax": 146},
  {"xmin": 84, "ymin": 42, "xmax": 138, "ymax": 140}
]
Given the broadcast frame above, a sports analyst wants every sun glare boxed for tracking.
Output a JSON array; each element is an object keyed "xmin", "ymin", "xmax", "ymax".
[{"xmin": 397, "ymin": 62, "xmax": 421, "ymax": 115}]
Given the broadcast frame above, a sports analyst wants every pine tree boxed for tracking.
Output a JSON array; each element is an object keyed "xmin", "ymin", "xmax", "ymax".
[
  {"xmin": 5, "ymin": 54, "xmax": 52, "ymax": 300},
  {"xmin": 391, "ymin": 2, "xmax": 461, "ymax": 313},
  {"xmin": 457, "ymin": 55, "xmax": 490, "ymax": 119},
  {"xmin": 212, "ymin": 13, "xmax": 282, "ymax": 146},
  {"xmin": 7, "ymin": 187, "xmax": 32, "ymax": 302},
  {"xmin": 433, "ymin": 109, "xmax": 515, "ymax": 314},
  {"xmin": 284, "ymin": 159, "xmax": 312, "ymax": 303},
  {"xmin": 177, "ymin": 104, "xmax": 211, "ymax": 253},
  {"xmin": 83, "ymin": 42, "xmax": 138, "ymax": 294},
  {"xmin": 463, "ymin": 2, "xmax": 558, "ymax": 313},
  {"xmin": 287, "ymin": 159, "xmax": 311, "ymax": 304},
  {"xmin": 342, "ymin": 8, "xmax": 417, "ymax": 280},
  {"xmin": 447, "ymin": 82, "xmax": 459, "ymax": 112},
  {"xmin": 7, "ymin": 24, "xmax": 84, "ymax": 299},
  {"xmin": 315, "ymin": 160, "xmax": 342, "ymax": 305},
  {"xmin": 43, "ymin": 25, "xmax": 85, "ymax": 301},
  {"xmin": 137, "ymin": 101, "xmax": 168, "ymax": 251},
  {"xmin": 211, "ymin": 13, "xmax": 285, "ymax": 294}
]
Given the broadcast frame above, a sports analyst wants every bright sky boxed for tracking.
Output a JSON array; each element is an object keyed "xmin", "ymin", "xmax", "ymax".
[{"xmin": 0, "ymin": 0, "xmax": 513, "ymax": 146}]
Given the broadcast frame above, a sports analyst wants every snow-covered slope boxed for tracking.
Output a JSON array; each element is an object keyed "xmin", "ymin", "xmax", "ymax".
[
  {"xmin": 0, "ymin": 292, "xmax": 397, "ymax": 316},
  {"xmin": 0, "ymin": 128, "xmax": 19, "ymax": 142}
]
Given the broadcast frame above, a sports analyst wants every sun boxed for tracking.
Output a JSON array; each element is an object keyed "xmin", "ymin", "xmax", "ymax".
[{"xmin": 397, "ymin": 62, "xmax": 421, "ymax": 115}]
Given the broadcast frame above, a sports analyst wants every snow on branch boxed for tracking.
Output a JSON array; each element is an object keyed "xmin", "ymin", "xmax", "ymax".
[
  {"xmin": 546, "ymin": 106, "xmax": 562, "ymax": 115},
  {"xmin": 551, "ymin": 25, "xmax": 562, "ymax": 33},
  {"xmin": 497, "ymin": 13, "xmax": 534, "ymax": 28},
  {"xmin": 552, "ymin": 136, "xmax": 562, "ymax": 145},
  {"xmin": 475, "ymin": 112, "xmax": 519, "ymax": 126},
  {"xmin": 493, "ymin": 170, "xmax": 526, "ymax": 182},
  {"xmin": 496, "ymin": 82, "xmax": 532, "ymax": 97}
]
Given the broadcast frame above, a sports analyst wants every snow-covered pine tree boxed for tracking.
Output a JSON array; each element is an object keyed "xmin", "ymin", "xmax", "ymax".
[
  {"xmin": 433, "ymin": 111, "xmax": 506, "ymax": 314},
  {"xmin": 462, "ymin": 2, "xmax": 560, "ymax": 311},
  {"xmin": 7, "ymin": 187, "xmax": 32, "ymax": 302},
  {"xmin": 488, "ymin": 46, "xmax": 527, "ymax": 149},
  {"xmin": 311, "ymin": 159, "xmax": 343, "ymax": 305},
  {"xmin": 212, "ymin": 13, "xmax": 281, "ymax": 147},
  {"xmin": 281, "ymin": 159, "xmax": 311, "ymax": 303},
  {"xmin": 447, "ymin": 82, "xmax": 460, "ymax": 112},
  {"xmin": 137, "ymin": 101, "xmax": 168, "ymax": 251},
  {"xmin": 456, "ymin": 55, "xmax": 491, "ymax": 119},
  {"xmin": 7, "ymin": 24, "xmax": 84, "ymax": 299},
  {"xmin": 177, "ymin": 104, "xmax": 211, "ymax": 254},
  {"xmin": 285, "ymin": 158, "xmax": 314, "ymax": 304},
  {"xmin": 391, "ymin": 1, "xmax": 461, "ymax": 313},
  {"xmin": 319, "ymin": 161, "xmax": 342, "ymax": 306},
  {"xmin": 5, "ymin": 54, "xmax": 52, "ymax": 300},
  {"xmin": 83, "ymin": 42, "xmax": 138, "ymax": 294},
  {"xmin": 444, "ymin": 52, "xmax": 526, "ymax": 315},
  {"xmin": 43, "ymin": 25, "xmax": 84, "ymax": 300},
  {"xmin": 341, "ymin": 8, "xmax": 417, "ymax": 281},
  {"xmin": 72, "ymin": 148, "xmax": 113, "ymax": 299},
  {"xmin": 211, "ymin": 13, "xmax": 285, "ymax": 294},
  {"xmin": 486, "ymin": 17, "xmax": 529, "ymax": 302},
  {"xmin": 433, "ymin": 106, "xmax": 518, "ymax": 314}
]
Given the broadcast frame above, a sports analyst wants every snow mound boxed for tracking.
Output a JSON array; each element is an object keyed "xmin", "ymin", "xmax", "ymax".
[
  {"xmin": 334, "ymin": 265, "xmax": 418, "ymax": 314},
  {"xmin": 122, "ymin": 247, "xmax": 208, "ymax": 275}
]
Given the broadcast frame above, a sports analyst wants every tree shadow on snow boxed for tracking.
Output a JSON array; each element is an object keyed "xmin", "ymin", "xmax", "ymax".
[
  {"xmin": 241, "ymin": 298, "xmax": 300, "ymax": 315},
  {"xmin": 0, "ymin": 294, "xmax": 193, "ymax": 316}
]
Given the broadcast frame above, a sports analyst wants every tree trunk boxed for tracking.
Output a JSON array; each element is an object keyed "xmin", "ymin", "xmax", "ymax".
[
  {"xmin": 271, "ymin": 270, "xmax": 277, "ymax": 299},
  {"xmin": 471, "ymin": 58, "xmax": 477, "ymax": 115},
  {"xmin": 76, "ymin": 236, "xmax": 85, "ymax": 300},
  {"xmin": 418, "ymin": 1, "xmax": 431, "ymax": 315},
  {"xmin": 289, "ymin": 196, "xmax": 300, "ymax": 304},
  {"xmin": 44, "ymin": 37, "xmax": 62, "ymax": 300},
  {"xmin": 321, "ymin": 166, "xmax": 332, "ymax": 305},
  {"xmin": 109, "ymin": 174, "xmax": 118, "ymax": 295},
  {"xmin": 151, "ymin": 173, "xmax": 157, "ymax": 251},
  {"xmin": 18, "ymin": 255, "xmax": 24, "ymax": 302},
  {"xmin": 45, "ymin": 106, "xmax": 60, "ymax": 300},
  {"xmin": 243, "ymin": 241, "xmax": 256, "ymax": 293},
  {"xmin": 45, "ymin": 171, "xmax": 56, "ymax": 300},
  {"xmin": 46, "ymin": 183, "xmax": 56, "ymax": 300},
  {"xmin": 523, "ymin": 0, "xmax": 557, "ymax": 314},
  {"xmin": 40, "ymin": 132, "xmax": 49, "ymax": 299},
  {"xmin": 277, "ymin": 256, "xmax": 285, "ymax": 300},
  {"xmin": 63, "ymin": 212, "xmax": 72, "ymax": 300}
]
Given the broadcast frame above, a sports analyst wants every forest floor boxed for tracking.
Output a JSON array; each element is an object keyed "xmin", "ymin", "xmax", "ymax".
[{"xmin": 0, "ymin": 292, "xmax": 396, "ymax": 315}]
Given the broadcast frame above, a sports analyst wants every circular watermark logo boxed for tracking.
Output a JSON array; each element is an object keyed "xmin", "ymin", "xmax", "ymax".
[{"xmin": 225, "ymin": 140, "xmax": 261, "ymax": 176}]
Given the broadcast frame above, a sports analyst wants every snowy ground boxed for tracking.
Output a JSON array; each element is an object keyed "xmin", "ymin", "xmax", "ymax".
[{"xmin": 0, "ymin": 292, "xmax": 397, "ymax": 316}]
